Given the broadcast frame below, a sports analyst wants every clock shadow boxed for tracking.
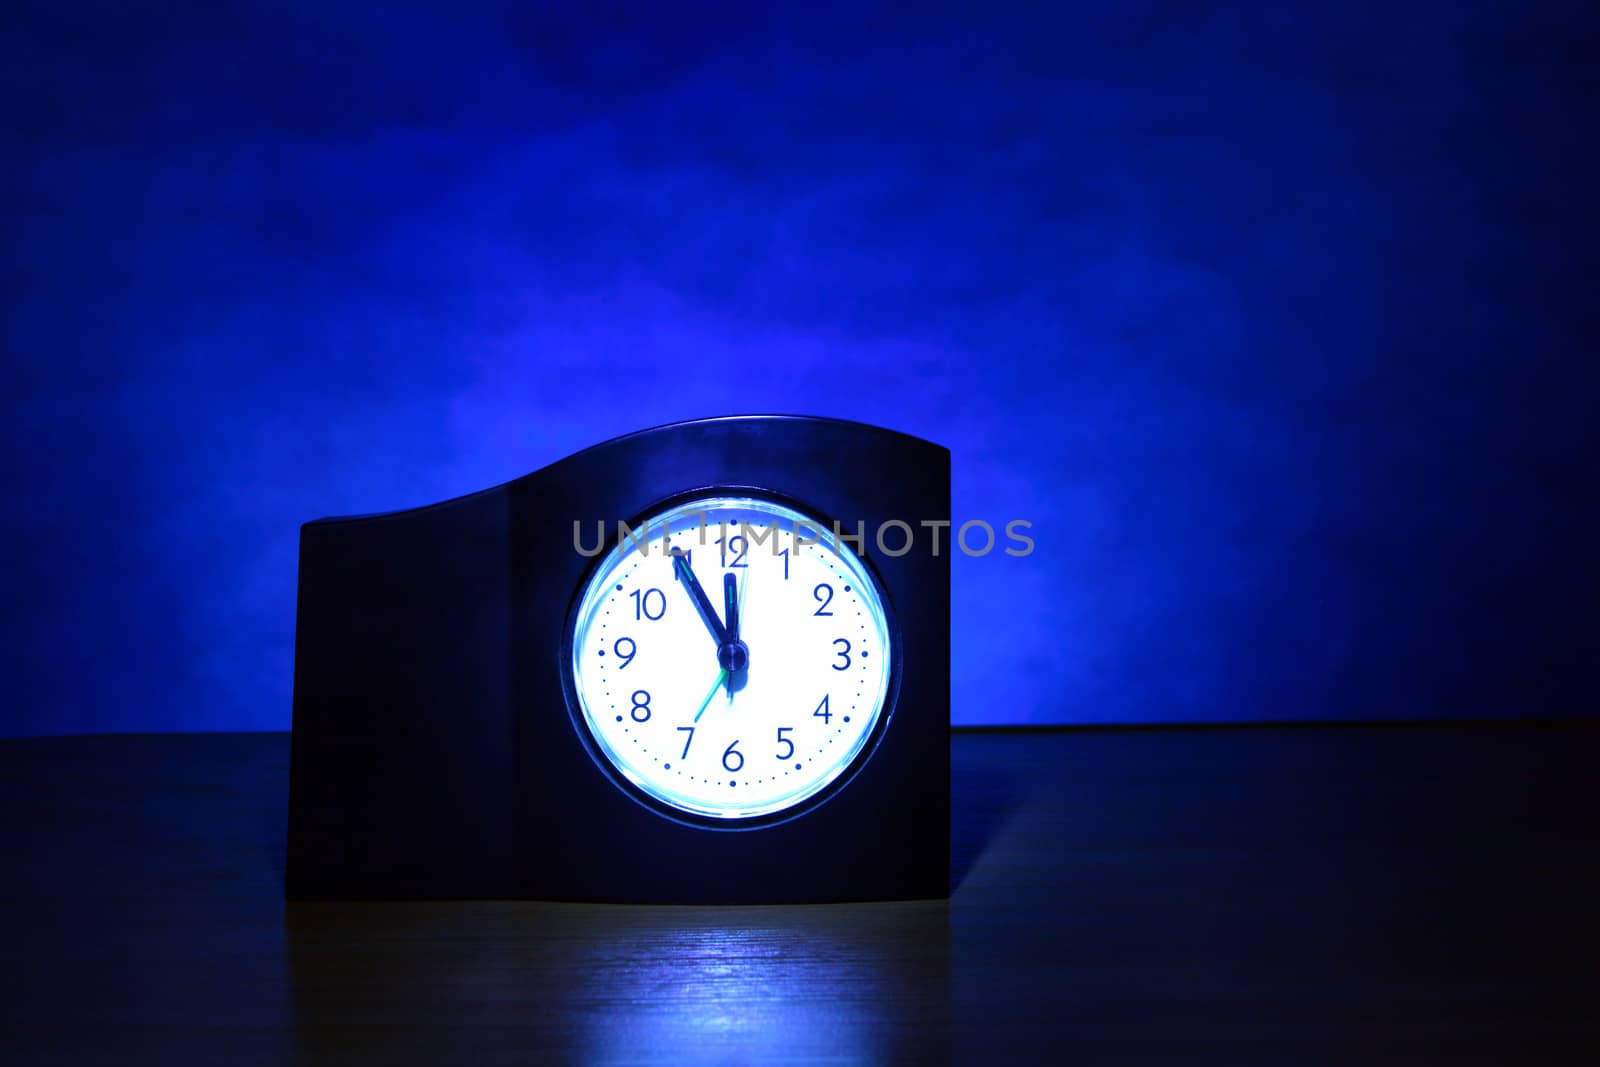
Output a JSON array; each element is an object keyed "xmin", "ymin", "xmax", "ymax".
[
  {"xmin": 950, "ymin": 751, "xmax": 1027, "ymax": 893},
  {"xmin": 284, "ymin": 898, "xmax": 950, "ymax": 1065}
]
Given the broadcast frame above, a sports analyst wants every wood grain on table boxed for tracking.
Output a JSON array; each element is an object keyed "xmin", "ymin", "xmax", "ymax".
[{"xmin": 1, "ymin": 726, "xmax": 1595, "ymax": 1065}]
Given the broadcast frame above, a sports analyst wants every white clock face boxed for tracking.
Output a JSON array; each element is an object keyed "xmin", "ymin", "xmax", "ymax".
[{"xmin": 568, "ymin": 495, "xmax": 895, "ymax": 824}]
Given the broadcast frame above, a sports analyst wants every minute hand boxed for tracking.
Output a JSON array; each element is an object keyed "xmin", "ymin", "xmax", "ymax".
[
  {"xmin": 671, "ymin": 549, "xmax": 727, "ymax": 646},
  {"xmin": 723, "ymin": 572, "xmax": 739, "ymax": 644}
]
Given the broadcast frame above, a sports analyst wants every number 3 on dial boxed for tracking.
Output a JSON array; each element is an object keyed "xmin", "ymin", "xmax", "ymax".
[{"xmin": 566, "ymin": 494, "xmax": 895, "ymax": 825}]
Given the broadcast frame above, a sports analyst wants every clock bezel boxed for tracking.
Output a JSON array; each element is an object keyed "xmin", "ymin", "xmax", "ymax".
[{"xmin": 557, "ymin": 483, "xmax": 905, "ymax": 832}]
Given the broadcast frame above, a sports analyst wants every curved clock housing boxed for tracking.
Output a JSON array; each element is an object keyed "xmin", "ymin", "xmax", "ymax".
[{"xmin": 287, "ymin": 416, "xmax": 949, "ymax": 904}]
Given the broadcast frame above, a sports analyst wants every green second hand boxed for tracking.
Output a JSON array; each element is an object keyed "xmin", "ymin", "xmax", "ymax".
[{"xmin": 693, "ymin": 669, "xmax": 729, "ymax": 724}]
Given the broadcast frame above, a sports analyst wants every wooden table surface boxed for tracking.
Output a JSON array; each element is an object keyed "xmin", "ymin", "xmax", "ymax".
[{"xmin": 1, "ymin": 726, "xmax": 1596, "ymax": 1065}]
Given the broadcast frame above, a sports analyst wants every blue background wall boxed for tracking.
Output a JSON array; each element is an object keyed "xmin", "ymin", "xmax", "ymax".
[{"xmin": 4, "ymin": 1, "xmax": 1595, "ymax": 736}]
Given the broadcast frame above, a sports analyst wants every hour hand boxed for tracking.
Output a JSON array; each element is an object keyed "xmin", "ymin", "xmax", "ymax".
[{"xmin": 671, "ymin": 548, "xmax": 727, "ymax": 646}]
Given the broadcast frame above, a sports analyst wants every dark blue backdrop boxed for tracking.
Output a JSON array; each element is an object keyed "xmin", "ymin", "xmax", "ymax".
[{"xmin": 3, "ymin": 2, "xmax": 1595, "ymax": 736}]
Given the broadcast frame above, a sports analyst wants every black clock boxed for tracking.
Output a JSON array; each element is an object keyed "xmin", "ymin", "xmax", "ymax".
[{"xmin": 286, "ymin": 415, "xmax": 949, "ymax": 903}]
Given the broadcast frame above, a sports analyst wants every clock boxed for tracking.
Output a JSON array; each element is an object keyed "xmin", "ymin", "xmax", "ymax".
[{"xmin": 287, "ymin": 416, "xmax": 949, "ymax": 903}]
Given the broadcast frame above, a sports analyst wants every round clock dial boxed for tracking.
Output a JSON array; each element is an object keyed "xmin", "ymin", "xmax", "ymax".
[{"xmin": 566, "ymin": 494, "xmax": 895, "ymax": 825}]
